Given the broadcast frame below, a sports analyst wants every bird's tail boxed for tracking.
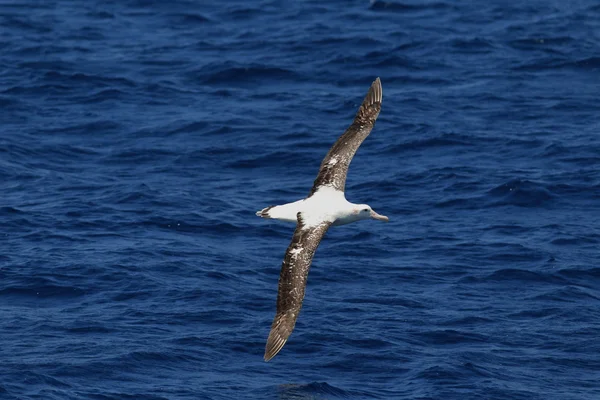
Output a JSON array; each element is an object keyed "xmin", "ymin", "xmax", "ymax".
[{"xmin": 256, "ymin": 206, "xmax": 275, "ymax": 218}]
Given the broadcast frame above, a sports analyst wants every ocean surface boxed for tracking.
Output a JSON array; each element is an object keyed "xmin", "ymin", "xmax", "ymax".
[{"xmin": 1, "ymin": 0, "xmax": 600, "ymax": 399}]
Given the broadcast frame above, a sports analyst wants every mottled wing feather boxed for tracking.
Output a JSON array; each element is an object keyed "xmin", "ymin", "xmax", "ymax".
[
  {"xmin": 264, "ymin": 213, "xmax": 331, "ymax": 361},
  {"xmin": 309, "ymin": 77, "xmax": 383, "ymax": 196}
]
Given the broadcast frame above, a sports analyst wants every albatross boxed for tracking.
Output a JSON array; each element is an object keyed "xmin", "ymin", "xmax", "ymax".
[{"xmin": 256, "ymin": 77, "xmax": 387, "ymax": 361}]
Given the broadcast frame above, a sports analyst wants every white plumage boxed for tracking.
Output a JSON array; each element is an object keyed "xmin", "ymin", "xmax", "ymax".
[{"xmin": 256, "ymin": 186, "xmax": 373, "ymax": 227}]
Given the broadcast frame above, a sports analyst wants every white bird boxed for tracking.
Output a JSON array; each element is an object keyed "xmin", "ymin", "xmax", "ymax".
[{"xmin": 256, "ymin": 78, "xmax": 387, "ymax": 361}]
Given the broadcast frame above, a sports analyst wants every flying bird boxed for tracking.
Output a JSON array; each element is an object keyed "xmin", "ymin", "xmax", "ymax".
[{"xmin": 256, "ymin": 78, "xmax": 387, "ymax": 361}]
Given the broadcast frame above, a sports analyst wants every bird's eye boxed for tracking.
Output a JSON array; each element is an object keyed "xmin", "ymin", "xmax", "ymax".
[{"xmin": 362, "ymin": 208, "xmax": 369, "ymax": 212}]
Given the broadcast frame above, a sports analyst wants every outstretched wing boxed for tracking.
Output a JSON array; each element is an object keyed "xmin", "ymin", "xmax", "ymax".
[
  {"xmin": 309, "ymin": 77, "xmax": 383, "ymax": 196},
  {"xmin": 264, "ymin": 213, "xmax": 331, "ymax": 361}
]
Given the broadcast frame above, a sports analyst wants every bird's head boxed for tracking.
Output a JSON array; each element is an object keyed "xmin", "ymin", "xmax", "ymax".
[{"xmin": 355, "ymin": 204, "xmax": 389, "ymax": 222}]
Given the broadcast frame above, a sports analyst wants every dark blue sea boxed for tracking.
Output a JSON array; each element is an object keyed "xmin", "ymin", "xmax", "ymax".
[{"xmin": 2, "ymin": 0, "xmax": 600, "ymax": 399}]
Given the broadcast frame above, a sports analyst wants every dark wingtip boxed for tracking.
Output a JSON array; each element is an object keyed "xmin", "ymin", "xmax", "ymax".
[
  {"xmin": 264, "ymin": 311, "xmax": 295, "ymax": 361},
  {"xmin": 355, "ymin": 77, "xmax": 382, "ymax": 121},
  {"xmin": 366, "ymin": 77, "xmax": 382, "ymax": 105},
  {"xmin": 264, "ymin": 329, "xmax": 288, "ymax": 362}
]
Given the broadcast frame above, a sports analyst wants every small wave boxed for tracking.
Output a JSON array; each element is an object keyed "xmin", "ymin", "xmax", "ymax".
[
  {"xmin": 385, "ymin": 133, "xmax": 476, "ymax": 154},
  {"xmin": 224, "ymin": 6, "xmax": 263, "ymax": 21},
  {"xmin": 369, "ymin": 0, "xmax": 453, "ymax": 12},
  {"xmin": 532, "ymin": 286, "xmax": 600, "ymax": 302},
  {"xmin": 345, "ymin": 296, "xmax": 425, "ymax": 308},
  {"xmin": 460, "ymin": 268, "xmax": 566, "ymax": 285},
  {"xmin": 558, "ymin": 267, "xmax": 600, "ymax": 281},
  {"xmin": 0, "ymin": 206, "xmax": 24, "ymax": 214},
  {"xmin": 434, "ymin": 197, "xmax": 478, "ymax": 209},
  {"xmin": 0, "ymin": 283, "xmax": 85, "ymax": 301},
  {"xmin": 509, "ymin": 308, "xmax": 561, "ymax": 319},
  {"xmin": 327, "ymin": 51, "xmax": 416, "ymax": 70},
  {"xmin": 164, "ymin": 121, "xmax": 210, "ymax": 135},
  {"xmin": 105, "ymin": 148, "xmax": 177, "ymax": 166},
  {"xmin": 344, "ymin": 337, "xmax": 392, "ymax": 350},
  {"xmin": 168, "ymin": 12, "xmax": 212, "ymax": 24},
  {"xmin": 195, "ymin": 63, "xmax": 300, "ymax": 85},
  {"xmin": 418, "ymin": 329, "xmax": 488, "ymax": 345},
  {"xmin": 18, "ymin": 60, "xmax": 74, "ymax": 72},
  {"xmin": 540, "ymin": 142, "xmax": 569, "ymax": 157},
  {"xmin": 112, "ymin": 290, "xmax": 153, "ymax": 302},
  {"xmin": 513, "ymin": 56, "xmax": 600, "ymax": 72},
  {"xmin": 4, "ymin": 371, "xmax": 71, "ymax": 390},
  {"xmin": 440, "ymin": 316, "xmax": 494, "ymax": 326},
  {"xmin": 482, "ymin": 224, "xmax": 533, "ymax": 235},
  {"xmin": 309, "ymin": 36, "xmax": 385, "ymax": 49},
  {"xmin": 551, "ymin": 236, "xmax": 598, "ymax": 245},
  {"xmin": 277, "ymin": 382, "xmax": 360, "ymax": 399},
  {"xmin": 415, "ymin": 361, "xmax": 497, "ymax": 382},
  {"xmin": 486, "ymin": 178, "xmax": 555, "ymax": 207},
  {"xmin": 116, "ymin": 350, "xmax": 200, "ymax": 364},
  {"xmin": 2, "ymin": 15, "xmax": 52, "ymax": 34},
  {"xmin": 415, "ymin": 364, "xmax": 465, "ymax": 381},
  {"xmin": 78, "ymin": 88, "xmax": 126, "ymax": 104},
  {"xmin": 449, "ymin": 37, "xmax": 496, "ymax": 53},
  {"xmin": 43, "ymin": 71, "xmax": 137, "ymax": 88},
  {"xmin": 0, "ymin": 95, "xmax": 21, "ymax": 108},
  {"xmin": 227, "ymin": 150, "xmax": 314, "ymax": 170},
  {"xmin": 2, "ymin": 83, "xmax": 71, "ymax": 95},
  {"xmin": 85, "ymin": 10, "xmax": 115, "ymax": 19},
  {"xmin": 508, "ymin": 36, "xmax": 575, "ymax": 50},
  {"xmin": 38, "ymin": 120, "xmax": 121, "ymax": 135},
  {"xmin": 566, "ymin": 56, "xmax": 600, "ymax": 70},
  {"xmin": 66, "ymin": 325, "xmax": 115, "ymax": 334}
]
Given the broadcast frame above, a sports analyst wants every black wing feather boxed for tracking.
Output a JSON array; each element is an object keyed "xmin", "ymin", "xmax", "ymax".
[
  {"xmin": 264, "ymin": 213, "xmax": 331, "ymax": 361},
  {"xmin": 309, "ymin": 77, "xmax": 383, "ymax": 196}
]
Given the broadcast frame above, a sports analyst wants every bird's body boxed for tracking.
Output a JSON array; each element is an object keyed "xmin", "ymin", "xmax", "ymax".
[
  {"xmin": 256, "ymin": 78, "xmax": 387, "ymax": 361},
  {"xmin": 257, "ymin": 186, "xmax": 370, "ymax": 227}
]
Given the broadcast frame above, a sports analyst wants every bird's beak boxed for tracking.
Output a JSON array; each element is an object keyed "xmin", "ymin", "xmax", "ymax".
[{"xmin": 370, "ymin": 210, "xmax": 389, "ymax": 222}]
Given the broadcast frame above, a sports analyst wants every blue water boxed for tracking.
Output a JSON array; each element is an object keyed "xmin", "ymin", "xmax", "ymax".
[{"xmin": 2, "ymin": 0, "xmax": 600, "ymax": 399}]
